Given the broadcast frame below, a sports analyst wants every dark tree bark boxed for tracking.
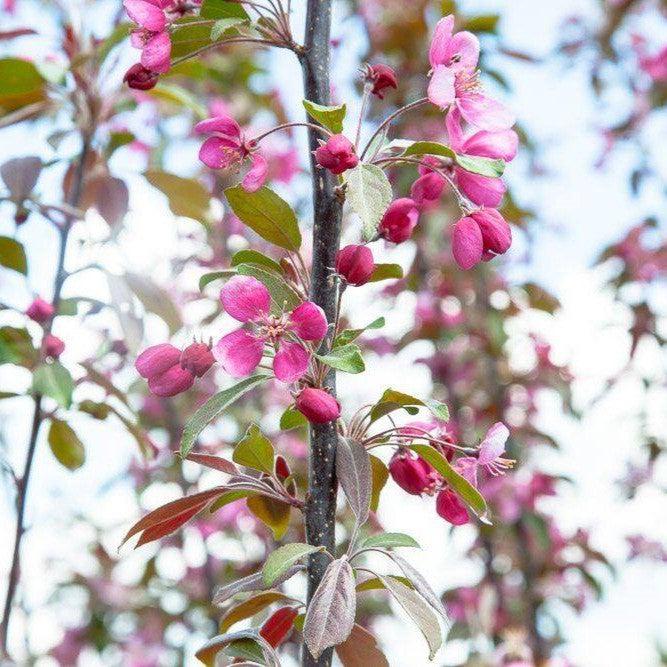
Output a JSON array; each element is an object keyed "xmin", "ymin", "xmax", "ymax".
[{"xmin": 298, "ymin": 1, "xmax": 343, "ymax": 665}]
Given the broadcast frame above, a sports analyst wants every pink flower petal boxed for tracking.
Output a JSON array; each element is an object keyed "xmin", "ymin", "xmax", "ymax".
[
  {"xmin": 214, "ymin": 329, "xmax": 264, "ymax": 377},
  {"xmin": 454, "ymin": 456, "xmax": 479, "ymax": 486},
  {"xmin": 124, "ymin": 0, "xmax": 166, "ymax": 32},
  {"xmin": 451, "ymin": 216, "xmax": 483, "ymax": 270},
  {"xmin": 198, "ymin": 136, "xmax": 240, "ymax": 170},
  {"xmin": 455, "ymin": 169, "xmax": 506, "ymax": 207},
  {"xmin": 410, "ymin": 172, "xmax": 445, "ymax": 207},
  {"xmin": 471, "ymin": 208, "xmax": 512, "ymax": 255},
  {"xmin": 462, "ymin": 129, "xmax": 519, "ymax": 162},
  {"xmin": 457, "ymin": 93, "xmax": 515, "ymax": 131},
  {"xmin": 445, "ymin": 107, "xmax": 465, "ymax": 151},
  {"xmin": 289, "ymin": 301, "xmax": 328, "ymax": 341},
  {"xmin": 242, "ymin": 153, "xmax": 268, "ymax": 192},
  {"xmin": 194, "ymin": 115, "xmax": 242, "ymax": 140},
  {"xmin": 478, "ymin": 422, "xmax": 510, "ymax": 465},
  {"xmin": 436, "ymin": 489, "xmax": 469, "ymax": 525},
  {"xmin": 148, "ymin": 365, "xmax": 194, "ymax": 397},
  {"xmin": 220, "ymin": 275, "xmax": 271, "ymax": 322},
  {"xmin": 443, "ymin": 31, "xmax": 480, "ymax": 72},
  {"xmin": 427, "ymin": 65, "xmax": 456, "ymax": 109},
  {"xmin": 136, "ymin": 343, "xmax": 180, "ymax": 378},
  {"xmin": 140, "ymin": 30, "xmax": 171, "ymax": 74},
  {"xmin": 273, "ymin": 341, "xmax": 310, "ymax": 383},
  {"xmin": 429, "ymin": 15, "xmax": 455, "ymax": 67}
]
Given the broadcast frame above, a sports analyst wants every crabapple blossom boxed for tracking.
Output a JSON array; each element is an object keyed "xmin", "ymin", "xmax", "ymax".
[
  {"xmin": 26, "ymin": 297, "xmax": 54, "ymax": 323},
  {"xmin": 335, "ymin": 244, "xmax": 375, "ymax": 286},
  {"xmin": 388, "ymin": 449, "xmax": 439, "ymax": 495},
  {"xmin": 195, "ymin": 115, "xmax": 268, "ymax": 192},
  {"xmin": 295, "ymin": 387, "xmax": 341, "ymax": 424},
  {"xmin": 427, "ymin": 15, "xmax": 514, "ymax": 131},
  {"xmin": 44, "ymin": 334, "xmax": 65, "ymax": 359},
  {"xmin": 436, "ymin": 488, "xmax": 470, "ymax": 525},
  {"xmin": 214, "ymin": 276, "xmax": 327, "ymax": 382},
  {"xmin": 123, "ymin": 63, "xmax": 160, "ymax": 90},
  {"xmin": 124, "ymin": 0, "xmax": 172, "ymax": 74},
  {"xmin": 365, "ymin": 63, "xmax": 398, "ymax": 99},
  {"xmin": 451, "ymin": 208, "xmax": 512, "ymax": 270},
  {"xmin": 314, "ymin": 134, "xmax": 359, "ymax": 174},
  {"xmin": 378, "ymin": 198, "xmax": 420, "ymax": 243}
]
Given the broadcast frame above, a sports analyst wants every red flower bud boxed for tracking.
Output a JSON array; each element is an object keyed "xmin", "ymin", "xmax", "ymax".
[
  {"xmin": 389, "ymin": 449, "xmax": 438, "ymax": 495},
  {"xmin": 135, "ymin": 343, "xmax": 195, "ymax": 397},
  {"xmin": 180, "ymin": 342, "xmax": 214, "ymax": 377},
  {"xmin": 379, "ymin": 198, "xmax": 419, "ymax": 243},
  {"xmin": 436, "ymin": 489, "xmax": 469, "ymax": 525},
  {"xmin": 314, "ymin": 134, "xmax": 359, "ymax": 175},
  {"xmin": 26, "ymin": 297, "xmax": 54, "ymax": 324},
  {"xmin": 44, "ymin": 334, "xmax": 65, "ymax": 359},
  {"xmin": 335, "ymin": 244, "xmax": 375, "ymax": 286},
  {"xmin": 275, "ymin": 455, "xmax": 291, "ymax": 481},
  {"xmin": 148, "ymin": 364, "xmax": 195, "ymax": 397},
  {"xmin": 260, "ymin": 606, "xmax": 299, "ymax": 648},
  {"xmin": 295, "ymin": 387, "xmax": 341, "ymax": 424},
  {"xmin": 451, "ymin": 209, "xmax": 512, "ymax": 270},
  {"xmin": 367, "ymin": 63, "xmax": 398, "ymax": 99},
  {"xmin": 123, "ymin": 63, "xmax": 160, "ymax": 90}
]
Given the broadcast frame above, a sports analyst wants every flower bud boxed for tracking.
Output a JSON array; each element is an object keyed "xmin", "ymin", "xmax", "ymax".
[
  {"xmin": 451, "ymin": 209, "xmax": 512, "ymax": 270},
  {"xmin": 436, "ymin": 488, "xmax": 469, "ymax": 525},
  {"xmin": 389, "ymin": 449, "xmax": 437, "ymax": 495},
  {"xmin": 26, "ymin": 297, "xmax": 55, "ymax": 324},
  {"xmin": 451, "ymin": 216, "xmax": 483, "ymax": 270},
  {"xmin": 471, "ymin": 208, "xmax": 512, "ymax": 259},
  {"xmin": 295, "ymin": 387, "xmax": 341, "ymax": 424},
  {"xmin": 275, "ymin": 455, "xmax": 291, "ymax": 481},
  {"xmin": 180, "ymin": 342, "xmax": 215, "ymax": 377},
  {"xmin": 366, "ymin": 63, "xmax": 398, "ymax": 99},
  {"xmin": 148, "ymin": 364, "xmax": 195, "ymax": 397},
  {"xmin": 314, "ymin": 134, "xmax": 359, "ymax": 175},
  {"xmin": 123, "ymin": 63, "xmax": 159, "ymax": 90},
  {"xmin": 335, "ymin": 244, "xmax": 375, "ymax": 286},
  {"xmin": 378, "ymin": 198, "xmax": 419, "ymax": 243},
  {"xmin": 44, "ymin": 334, "xmax": 65, "ymax": 359},
  {"xmin": 136, "ymin": 343, "xmax": 181, "ymax": 379}
]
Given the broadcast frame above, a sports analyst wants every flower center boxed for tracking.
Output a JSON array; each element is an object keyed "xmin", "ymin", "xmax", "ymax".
[
  {"xmin": 455, "ymin": 69, "xmax": 481, "ymax": 95},
  {"xmin": 256, "ymin": 313, "xmax": 290, "ymax": 344}
]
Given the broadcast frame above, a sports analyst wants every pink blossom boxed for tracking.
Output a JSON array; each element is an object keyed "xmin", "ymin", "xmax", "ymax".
[
  {"xmin": 136, "ymin": 341, "xmax": 214, "ymax": 397},
  {"xmin": 451, "ymin": 208, "xmax": 512, "ymax": 269},
  {"xmin": 44, "ymin": 334, "xmax": 65, "ymax": 359},
  {"xmin": 427, "ymin": 15, "xmax": 514, "ymax": 131},
  {"xmin": 314, "ymin": 134, "xmax": 359, "ymax": 174},
  {"xmin": 638, "ymin": 44, "xmax": 667, "ymax": 83},
  {"xmin": 195, "ymin": 115, "xmax": 268, "ymax": 192},
  {"xmin": 214, "ymin": 276, "xmax": 327, "ymax": 382},
  {"xmin": 335, "ymin": 244, "xmax": 375, "ymax": 285},
  {"xmin": 389, "ymin": 448, "xmax": 440, "ymax": 495},
  {"xmin": 378, "ymin": 198, "xmax": 420, "ymax": 243},
  {"xmin": 125, "ymin": 0, "xmax": 172, "ymax": 74},
  {"xmin": 436, "ymin": 488, "xmax": 469, "ymax": 525},
  {"xmin": 26, "ymin": 297, "xmax": 54, "ymax": 323},
  {"xmin": 295, "ymin": 387, "xmax": 341, "ymax": 424},
  {"xmin": 447, "ymin": 107, "xmax": 517, "ymax": 207},
  {"xmin": 365, "ymin": 63, "xmax": 398, "ymax": 99}
]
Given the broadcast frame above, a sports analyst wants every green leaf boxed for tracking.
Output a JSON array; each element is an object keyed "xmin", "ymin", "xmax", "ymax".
[
  {"xmin": 0, "ymin": 58, "xmax": 46, "ymax": 115},
  {"xmin": 0, "ymin": 236, "xmax": 27, "ymax": 274},
  {"xmin": 32, "ymin": 362, "xmax": 74, "ymax": 409},
  {"xmin": 233, "ymin": 424, "xmax": 275, "ymax": 473},
  {"xmin": 368, "ymin": 263, "xmax": 403, "ymax": 283},
  {"xmin": 199, "ymin": 269, "xmax": 237, "ymax": 291},
  {"xmin": 236, "ymin": 263, "xmax": 300, "ymax": 312},
  {"xmin": 409, "ymin": 444, "xmax": 488, "ymax": 521},
  {"xmin": 147, "ymin": 83, "xmax": 208, "ymax": 118},
  {"xmin": 279, "ymin": 407, "xmax": 307, "ymax": 430},
  {"xmin": 231, "ymin": 249, "xmax": 283, "ymax": 274},
  {"xmin": 360, "ymin": 532, "xmax": 420, "ymax": 550},
  {"xmin": 461, "ymin": 14, "xmax": 500, "ymax": 33},
  {"xmin": 370, "ymin": 389, "xmax": 449, "ymax": 422},
  {"xmin": 355, "ymin": 575, "xmax": 412, "ymax": 592},
  {"xmin": 334, "ymin": 317, "xmax": 385, "ymax": 347},
  {"xmin": 369, "ymin": 455, "xmax": 388, "ymax": 512},
  {"xmin": 209, "ymin": 490, "xmax": 254, "ymax": 513},
  {"xmin": 180, "ymin": 375, "xmax": 268, "ymax": 457},
  {"xmin": 345, "ymin": 164, "xmax": 393, "ymax": 241},
  {"xmin": 263, "ymin": 543, "xmax": 323, "ymax": 587},
  {"xmin": 247, "ymin": 494, "xmax": 291, "ymax": 540},
  {"xmin": 220, "ymin": 591, "xmax": 293, "ymax": 632},
  {"xmin": 145, "ymin": 170, "xmax": 211, "ymax": 224},
  {"xmin": 454, "ymin": 153, "xmax": 505, "ymax": 178},
  {"xmin": 210, "ymin": 17, "xmax": 246, "ymax": 40},
  {"xmin": 48, "ymin": 419, "xmax": 85, "ymax": 470},
  {"xmin": 302, "ymin": 99, "xmax": 347, "ymax": 133},
  {"xmin": 315, "ymin": 344, "xmax": 365, "ymax": 374},
  {"xmin": 402, "ymin": 141, "xmax": 455, "ymax": 160},
  {"xmin": 225, "ymin": 185, "xmax": 301, "ymax": 251},
  {"xmin": 200, "ymin": 0, "xmax": 249, "ymax": 19},
  {"xmin": 379, "ymin": 576, "xmax": 442, "ymax": 660}
]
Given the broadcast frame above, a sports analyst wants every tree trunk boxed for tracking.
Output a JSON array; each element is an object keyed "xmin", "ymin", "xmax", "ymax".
[{"xmin": 298, "ymin": 1, "xmax": 342, "ymax": 665}]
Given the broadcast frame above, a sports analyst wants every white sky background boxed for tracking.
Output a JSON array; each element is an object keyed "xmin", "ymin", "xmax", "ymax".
[{"xmin": 1, "ymin": 0, "xmax": 667, "ymax": 666}]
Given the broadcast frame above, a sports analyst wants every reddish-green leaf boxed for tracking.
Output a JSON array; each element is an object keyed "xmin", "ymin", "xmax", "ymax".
[
  {"xmin": 335, "ymin": 623, "xmax": 389, "ymax": 667},
  {"xmin": 185, "ymin": 452, "xmax": 238, "ymax": 475}
]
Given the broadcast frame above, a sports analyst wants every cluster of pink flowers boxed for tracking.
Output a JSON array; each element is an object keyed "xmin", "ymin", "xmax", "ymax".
[
  {"xmin": 388, "ymin": 421, "xmax": 512, "ymax": 525},
  {"xmin": 123, "ymin": 0, "xmax": 201, "ymax": 86}
]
